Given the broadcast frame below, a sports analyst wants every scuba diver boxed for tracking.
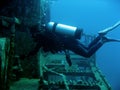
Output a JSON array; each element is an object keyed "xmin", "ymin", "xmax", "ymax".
[{"xmin": 20, "ymin": 21, "xmax": 120, "ymax": 66}]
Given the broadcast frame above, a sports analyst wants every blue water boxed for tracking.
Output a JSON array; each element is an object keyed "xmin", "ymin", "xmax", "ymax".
[{"xmin": 50, "ymin": 0, "xmax": 120, "ymax": 90}]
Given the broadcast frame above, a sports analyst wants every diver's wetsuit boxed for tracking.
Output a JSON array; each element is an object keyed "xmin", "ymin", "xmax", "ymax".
[
  {"xmin": 25, "ymin": 29, "xmax": 103, "ymax": 58},
  {"xmin": 20, "ymin": 20, "xmax": 120, "ymax": 66},
  {"xmin": 63, "ymin": 35, "xmax": 102, "ymax": 57},
  {"xmin": 19, "ymin": 24, "xmax": 105, "ymax": 66}
]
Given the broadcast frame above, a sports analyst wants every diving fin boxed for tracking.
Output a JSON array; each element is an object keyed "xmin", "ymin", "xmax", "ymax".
[
  {"xmin": 102, "ymin": 37, "xmax": 120, "ymax": 43},
  {"xmin": 99, "ymin": 21, "xmax": 120, "ymax": 36}
]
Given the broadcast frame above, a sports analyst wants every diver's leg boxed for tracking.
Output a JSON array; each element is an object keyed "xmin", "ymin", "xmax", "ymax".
[
  {"xmin": 73, "ymin": 40, "xmax": 103, "ymax": 58},
  {"xmin": 86, "ymin": 36, "xmax": 120, "ymax": 57},
  {"xmin": 87, "ymin": 20, "xmax": 120, "ymax": 49},
  {"xmin": 76, "ymin": 36, "xmax": 120, "ymax": 57},
  {"xmin": 64, "ymin": 36, "xmax": 120, "ymax": 58},
  {"xmin": 86, "ymin": 34, "xmax": 120, "ymax": 49},
  {"xmin": 64, "ymin": 38, "xmax": 102, "ymax": 57},
  {"xmin": 89, "ymin": 20, "xmax": 120, "ymax": 48},
  {"xmin": 79, "ymin": 34, "xmax": 103, "ymax": 49},
  {"xmin": 86, "ymin": 40, "xmax": 104, "ymax": 57},
  {"xmin": 87, "ymin": 35, "xmax": 101, "ymax": 48},
  {"xmin": 88, "ymin": 20, "xmax": 120, "ymax": 48}
]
